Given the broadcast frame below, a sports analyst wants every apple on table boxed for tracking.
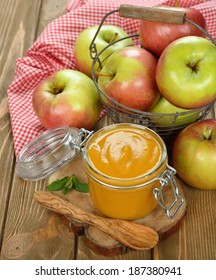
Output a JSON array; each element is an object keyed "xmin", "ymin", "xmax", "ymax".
[
  {"xmin": 172, "ymin": 119, "xmax": 216, "ymax": 190},
  {"xmin": 97, "ymin": 46, "xmax": 160, "ymax": 111},
  {"xmin": 156, "ymin": 36, "xmax": 216, "ymax": 109},
  {"xmin": 32, "ymin": 69, "xmax": 102, "ymax": 130},
  {"xmin": 139, "ymin": 6, "xmax": 206, "ymax": 57},
  {"xmin": 74, "ymin": 25, "xmax": 133, "ymax": 78}
]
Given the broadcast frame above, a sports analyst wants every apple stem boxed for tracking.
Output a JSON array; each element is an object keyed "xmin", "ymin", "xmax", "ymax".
[
  {"xmin": 203, "ymin": 126, "xmax": 212, "ymax": 140},
  {"xmin": 94, "ymin": 71, "xmax": 113, "ymax": 77},
  {"xmin": 52, "ymin": 87, "xmax": 63, "ymax": 95},
  {"xmin": 109, "ymin": 32, "xmax": 119, "ymax": 43}
]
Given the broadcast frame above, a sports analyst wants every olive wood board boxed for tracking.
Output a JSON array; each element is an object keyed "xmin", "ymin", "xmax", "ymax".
[{"xmin": 46, "ymin": 154, "xmax": 187, "ymax": 256}]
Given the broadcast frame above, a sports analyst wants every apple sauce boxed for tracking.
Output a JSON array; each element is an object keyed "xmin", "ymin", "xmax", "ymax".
[{"xmin": 83, "ymin": 123, "xmax": 168, "ymax": 220}]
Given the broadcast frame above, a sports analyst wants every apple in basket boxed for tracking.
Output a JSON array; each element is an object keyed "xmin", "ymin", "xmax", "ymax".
[
  {"xmin": 139, "ymin": 6, "xmax": 206, "ymax": 57},
  {"xmin": 32, "ymin": 69, "xmax": 102, "ymax": 130},
  {"xmin": 149, "ymin": 96, "xmax": 199, "ymax": 127},
  {"xmin": 172, "ymin": 119, "xmax": 216, "ymax": 190},
  {"xmin": 156, "ymin": 36, "xmax": 216, "ymax": 109},
  {"xmin": 74, "ymin": 25, "xmax": 133, "ymax": 78},
  {"xmin": 97, "ymin": 46, "xmax": 160, "ymax": 111}
]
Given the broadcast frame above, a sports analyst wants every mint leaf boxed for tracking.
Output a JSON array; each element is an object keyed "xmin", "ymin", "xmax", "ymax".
[
  {"xmin": 47, "ymin": 175, "xmax": 89, "ymax": 194},
  {"xmin": 47, "ymin": 176, "xmax": 70, "ymax": 192},
  {"xmin": 63, "ymin": 177, "xmax": 74, "ymax": 194},
  {"xmin": 72, "ymin": 175, "xmax": 89, "ymax": 193}
]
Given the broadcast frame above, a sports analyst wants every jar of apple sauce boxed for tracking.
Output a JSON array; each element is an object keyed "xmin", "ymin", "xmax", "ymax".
[
  {"xmin": 83, "ymin": 123, "xmax": 183, "ymax": 220},
  {"xmin": 16, "ymin": 123, "xmax": 184, "ymax": 220}
]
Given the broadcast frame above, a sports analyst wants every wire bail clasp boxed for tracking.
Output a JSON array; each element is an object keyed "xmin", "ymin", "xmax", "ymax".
[
  {"xmin": 70, "ymin": 128, "xmax": 94, "ymax": 152},
  {"xmin": 153, "ymin": 164, "xmax": 184, "ymax": 219}
]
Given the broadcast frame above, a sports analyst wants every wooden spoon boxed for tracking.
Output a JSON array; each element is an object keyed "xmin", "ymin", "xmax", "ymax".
[{"xmin": 34, "ymin": 191, "xmax": 159, "ymax": 250}]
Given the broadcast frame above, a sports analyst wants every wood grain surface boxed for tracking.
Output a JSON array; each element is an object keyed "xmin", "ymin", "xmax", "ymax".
[{"xmin": 0, "ymin": 0, "xmax": 215, "ymax": 260}]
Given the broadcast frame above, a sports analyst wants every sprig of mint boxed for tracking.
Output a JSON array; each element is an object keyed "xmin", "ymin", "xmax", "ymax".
[{"xmin": 47, "ymin": 175, "xmax": 89, "ymax": 194}]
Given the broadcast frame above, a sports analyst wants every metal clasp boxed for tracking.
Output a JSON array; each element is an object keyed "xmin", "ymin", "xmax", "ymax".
[
  {"xmin": 70, "ymin": 128, "xmax": 94, "ymax": 152},
  {"xmin": 153, "ymin": 164, "xmax": 184, "ymax": 219}
]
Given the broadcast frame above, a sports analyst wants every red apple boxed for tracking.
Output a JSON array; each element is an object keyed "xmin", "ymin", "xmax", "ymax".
[
  {"xmin": 139, "ymin": 6, "xmax": 206, "ymax": 57},
  {"xmin": 74, "ymin": 25, "xmax": 133, "ymax": 78},
  {"xmin": 156, "ymin": 36, "xmax": 216, "ymax": 109},
  {"xmin": 97, "ymin": 46, "xmax": 160, "ymax": 111},
  {"xmin": 32, "ymin": 69, "xmax": 102, "ymax": 130},
  {"xmin": 172, "ymin": 119, "xmax": 216, "ymax": 190}
]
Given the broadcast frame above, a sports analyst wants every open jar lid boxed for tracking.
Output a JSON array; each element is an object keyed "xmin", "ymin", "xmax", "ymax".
[{"xmin": 16, "ymin": 126, "xmax": 93, "ymax": 181}]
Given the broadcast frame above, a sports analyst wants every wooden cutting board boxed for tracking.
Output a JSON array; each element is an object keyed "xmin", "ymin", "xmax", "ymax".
[{"xmin": 47, "ymin": 154, "xmax": 187, "ymax": 256}]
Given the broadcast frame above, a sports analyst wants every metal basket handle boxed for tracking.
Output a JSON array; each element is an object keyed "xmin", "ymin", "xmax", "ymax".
[
  {"xmin": 90, "ymin": 5, "xmax": 216, "ymax": 66},
  {"xmin": 89, "ymin": 6, "xmax": 186, "ymax": 61},
  {"xmin": 119, "ymin": 4, "xmax": 215, "ymax": 44}
]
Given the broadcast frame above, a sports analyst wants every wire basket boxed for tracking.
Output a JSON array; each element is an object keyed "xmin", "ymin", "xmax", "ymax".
[{"xmin": 90, "ymin": 5, "xmax": 216, "ymax": 138}]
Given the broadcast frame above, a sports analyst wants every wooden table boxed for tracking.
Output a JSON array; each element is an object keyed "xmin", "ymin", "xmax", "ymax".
[{"xmin": 0, "ymin": 0, "xmax": 216, "ymax": 260}]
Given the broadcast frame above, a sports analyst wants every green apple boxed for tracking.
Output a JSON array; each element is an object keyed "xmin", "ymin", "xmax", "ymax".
[
  {"xmin": 74, "ymin": 25, "xmax": 133, "ymax": 77},
  {"xmin": 32, "ymin": 69, "xmax": 102, "ymax": 130},
  {"xmin": 156, "ymin": 36, "xmax": 216, "ymax": 109},
  {"xmin": 149, "ymin": 96, "xmax": 199, "ymax": 127},
  {"xmin": 172, "ymin": 119, "xmax": 216, "ymax": 190}
]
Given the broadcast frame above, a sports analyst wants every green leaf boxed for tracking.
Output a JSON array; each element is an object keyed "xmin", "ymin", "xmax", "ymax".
[
  {"xmin": 62, "ymin": 177, "xmax": 73, "ymax": 194},
  {"xmin": 72, "ymin": 175, "xmax": 89, "ymax": 193},
  {"xmin": 63, "ymin": 187, "xmax": 71, "ymax": 195},
  {"xmin": 47, "ymin": 176, "xmax": 71, "ymax": 192},
  {"xmin": 47, "ymin": 175, "xmax": 89, "ymax": 194}
]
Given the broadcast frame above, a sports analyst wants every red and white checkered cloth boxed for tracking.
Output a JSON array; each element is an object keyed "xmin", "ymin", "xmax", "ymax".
[{"xmin": 7, "ymin": 0, "xmax": 216, "ymax": 157}]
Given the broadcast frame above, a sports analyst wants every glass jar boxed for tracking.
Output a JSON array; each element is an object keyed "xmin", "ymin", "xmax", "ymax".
[{"xmin": 16, "ymin": 124, "xmax": 184, "ymax": 220}]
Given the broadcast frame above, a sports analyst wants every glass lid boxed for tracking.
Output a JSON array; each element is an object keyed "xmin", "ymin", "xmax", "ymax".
[{"xmin": 16, "ymin": 126, "xmax": 81, "ymax": 181}]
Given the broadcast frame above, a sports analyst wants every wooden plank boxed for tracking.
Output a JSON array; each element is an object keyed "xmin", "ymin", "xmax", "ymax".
[
  {"xmin": 0, "ymin": 0, "xmax": 42, "ymax": 253},
  {"xmin": 36, "ymin": 0, "xmax": 70, "ymax": 37},
  {"xmin": 0, "ymin": 0, "xmax": 75, "ymax": 260},
  {"xmin": 1, "ymin": 179, "xmax": 75, "ymax": 260}
]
